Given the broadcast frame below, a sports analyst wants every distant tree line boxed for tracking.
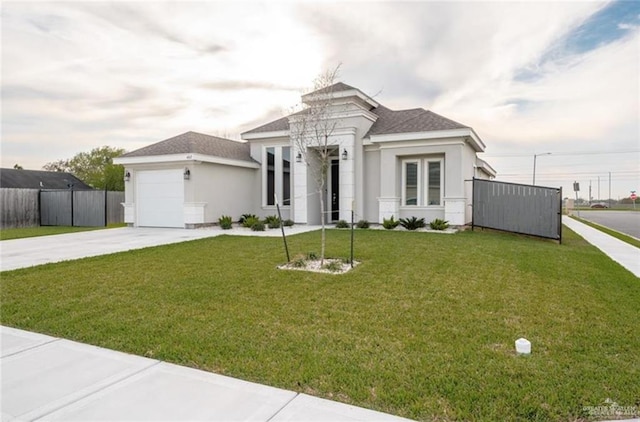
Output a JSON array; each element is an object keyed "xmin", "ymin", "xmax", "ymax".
[{"xmin": 43, "ymin": 146, "xmax": 126, "ymax": 191}]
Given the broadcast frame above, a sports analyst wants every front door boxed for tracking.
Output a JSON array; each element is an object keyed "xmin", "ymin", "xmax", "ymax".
[{"xmin": 330, "ymin": 159, "xmax": 340, "ymax": 221}]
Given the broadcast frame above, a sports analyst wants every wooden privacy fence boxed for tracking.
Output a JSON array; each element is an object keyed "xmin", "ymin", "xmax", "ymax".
[
  {"xmin": 0, "ymin": 188, "xmax": 124, "ymax": 228},
  {"xmin": 472, "ymin": 179, "xmax": 562, "ymax": 242},
  {"xmin": 1, "ymin": 188, "xmax": 40, "ymax": 228}
]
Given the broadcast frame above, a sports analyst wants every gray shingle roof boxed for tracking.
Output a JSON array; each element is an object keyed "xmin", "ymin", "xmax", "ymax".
[
  {"xmin": 242, "ymin": 84, "xmax": 470, "ymax": 138},
  {"xmin": 242, "ymin": 116, "xmax": 290, "ymax": 134},
  {"xmin": 306, "ymin": 82, "xmax": 358, "ymax": 96},
  {"xmin": 0, "ymin": 168, "xmax": 93, "ymax": 190},
  {"xmin": 121, "ymin": 131, "xmax": 254, "ymax": 162},
  {"xmin": 365, "ymin": 106, "xmax": 468, "ymax": 137}
]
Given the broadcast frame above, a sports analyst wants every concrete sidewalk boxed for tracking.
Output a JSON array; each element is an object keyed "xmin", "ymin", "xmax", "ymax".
[
  {"xmin": 0, "ymin": 225, "xmax": 321, "ymax": 272},
  {"xmin": 1, "ymin": 326, "xmax": 413, "ymax": 422},
  {"xmin": 563, "ymin": 216, "xmax": 640, "ymax": 277}
]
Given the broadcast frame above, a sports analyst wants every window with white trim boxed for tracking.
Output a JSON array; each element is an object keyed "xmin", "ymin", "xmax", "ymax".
[
  {"xmin": 427, "ymin": 161, "xmax": 441, "ymax": 205},
  {"xmin": 264, "ymin": 146, "xmax": 291, "ymax": 207},
  {"xmin": 403, "ymin": 160, "xmax": 420, "ymax": 206},
  {"xmin": 401, "ymin": 158, "xmax": 443, "ymax": 206}
]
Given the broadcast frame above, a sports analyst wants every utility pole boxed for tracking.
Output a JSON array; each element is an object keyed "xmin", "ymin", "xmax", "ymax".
[
  {"xmin": 589, "ymin": 180, "xmax": 592, "ymax": 205},
  {"xmin": 608, "ymin": 172, "xmax": 612, "ymax": 208},
  {"xmin": 598, "ymin": 176, "xmax": 600, "ymax": 201},
  {"xmin": 532, "ymin": 152, "xmax": 551, "ymax": 185}
]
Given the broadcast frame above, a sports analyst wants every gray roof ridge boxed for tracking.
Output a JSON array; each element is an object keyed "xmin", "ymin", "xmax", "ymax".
[
  {"xmin": 381, "ymin": 108, "xmax": 468, "ymax": 134},
  {"xmin": 121, "ymin": 131, "xmax": 253, "ymax": 162},
  {"xmin": 306, "ymin": 82, "xmax": 358, "ymax": 96},
  {"xmin": 422, "ymin": 110, "xmax": 469, "ymax": 129},
  {"xmin": 241, "ymin": 115, "xmax": 289, "ymax": 135},
  {"xmin": 184, "ymin": 130, "xmax": 245, "ymax": 144},
  {"xmin": 372, "ymin": 106, "xmax": 426, "ymax": 131}
]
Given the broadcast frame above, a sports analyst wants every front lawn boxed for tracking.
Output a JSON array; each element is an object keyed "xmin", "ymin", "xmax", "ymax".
[
  {"xmin": 0, "ymin": 223, "xmax": 126, "ymax": 241},
  {"xmin": 1, "ymin": 229, "xmax": 638, "ymax": 421}
]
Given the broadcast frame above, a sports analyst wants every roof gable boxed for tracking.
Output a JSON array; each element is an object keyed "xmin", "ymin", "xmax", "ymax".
[
  {"xmin": 121, "ymin": 131, "xmax": 254, "ymax": 162},
  {"xmin": 241, "ymin": 82, "xmax": 475, "ymax": 141},
  {"xmin": 0, "ymin": 169, "xmax": 93, "ymax": 190},
  {"xmin": 305, "ymin": 82, "xmax": 358, "ymax": 96}
]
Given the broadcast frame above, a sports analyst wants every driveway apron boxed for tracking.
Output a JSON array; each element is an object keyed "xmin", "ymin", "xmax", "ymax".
[{"xmin": 0, "ymin": 226, "xmax": 321, "ymax": 272}]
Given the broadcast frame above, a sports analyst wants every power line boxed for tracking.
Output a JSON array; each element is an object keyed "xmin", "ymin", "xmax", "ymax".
[
  {"xmin": 498, "ymin": 170, "xmax": 640, "ymax": 177},
  {"xmin": 482, "ymin": 149, "xmax": 640, "ymax": 157}
]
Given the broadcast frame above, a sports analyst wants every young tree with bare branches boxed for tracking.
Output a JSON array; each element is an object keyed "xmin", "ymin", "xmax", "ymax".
[{"xmin": 289, "ymin": 66, "xmax": 343, "ymax": 264}]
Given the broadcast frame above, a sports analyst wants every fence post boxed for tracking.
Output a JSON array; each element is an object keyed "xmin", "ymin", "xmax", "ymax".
[
  {"xmin": 38, "ymin": 189, "xmax": 42, "ymax": 227},
  {"xmin": 558, "ymin": 187, "xmax": 563, "ymax": 244},
  {"xmin": 70, "ymin": 189, "xmax": 74, "ymax": 227},
  {"xmin": 471, "ymin": 178, "xmax": 476, "ymax": 231},
  {"xmin": 104, "ymin": 190, "xmax": 108, "ymax": 227}
]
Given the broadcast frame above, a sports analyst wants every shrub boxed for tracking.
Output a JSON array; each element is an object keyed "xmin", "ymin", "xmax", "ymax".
[
  {"xmin": 429, "ymin": 218, "xmax": 450, "ymax": 230},
  {"xmin": 382, "ymin": 215, "xmax": 399, "ymax": 230},
  {"xmin": 268, "ymin": 220, "xmax": 281, "ymax": 229},
  {"xmin": 291, "ymin": 255, "xmax": 307, "ymax": 268},
  {"xmin": 356, "ymin": 219, "xmax": 370, "ymax": 229},
  {"xmin": 307, "ymin": 251, "xmax": 318, "ymax": 260},
  {"xmin": 335, "ymin": 220, "xmax": 349, "ymax": 228},
  {"xmin": 399, "ymin": 216, "xmax": 425, "ymax": 231},
  {"xmin": 243, "ymin": 216, "xmax": 260, "ymax": 228},
  {"xmin": 323, "ymin": 260, "xmax": 343, "ymax": 272},
  {"xmin": 251, "ymin": 221, "xmax": 265, "ymax": 231},
  {"xmin": 239, "ymin": 214, "xmax": 258, "ymax": 225},
  {"xmin": 264, "ymin": 215, "xmax": 281, "ymax": 229},
  {"xmin": 218, "ymin": 215, "xmax": 233, "ymax": 230},
  {"xmin": 283, "ymin": 219, "xmax": 294, "ymax": 227}
]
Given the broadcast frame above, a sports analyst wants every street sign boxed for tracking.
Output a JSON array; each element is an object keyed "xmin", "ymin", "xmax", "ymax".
[
  {"xmin": 573, "ymin": 182, "xmax": 580, "ymax": 192},
  {"xmin": 631, "ymin": 193, "xmax": 637, "ymax": 201}
]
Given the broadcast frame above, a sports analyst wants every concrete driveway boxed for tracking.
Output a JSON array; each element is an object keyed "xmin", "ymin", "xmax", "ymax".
[
  {"xmin": 576, "ymin": 210, "xmax": 640, "ymax": 238},
  {"xmin": 0, "ymin": 225, "xmax": 320, "ymax": 272}
]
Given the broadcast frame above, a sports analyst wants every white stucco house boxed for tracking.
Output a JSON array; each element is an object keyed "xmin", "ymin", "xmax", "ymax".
[{"xmin": 114, "ymin": 82, "xmax": 495, "ymax": 228}]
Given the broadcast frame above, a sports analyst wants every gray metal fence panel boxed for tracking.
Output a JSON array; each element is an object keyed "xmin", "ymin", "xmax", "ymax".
[
  {"xmin": 73, "ymin": 190, "xmax": 105, "ymax": 227},
  {"xmin": 106, "ymin": 191, "xmax": 124, "ymax": 225},
  {"xmin": 473, "ymin": 179, "xmax": 562, "ymax": 240},
  {"xmin": 39, "ymin": 190, "xmax": 124, "ymax": 227},
  {"xmin": 40, "ymin": 190, "xmax": 72, "ymax": 226},
  {"xmin": 0, "ymin": 188, "xmax": 40, "ymax": 228}
]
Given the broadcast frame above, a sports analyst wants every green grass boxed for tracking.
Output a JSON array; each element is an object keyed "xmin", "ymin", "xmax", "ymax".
[
  {"xmin": 0, "ymin": 223, "xmax": 126, "ymax": 241},
  {"xmin": 570, "ymin": 215, "xmax": 640, "ymax": 249},
  {"xmin": 1, "ymin": 229, "xmax": 638, "ymax": 421}
]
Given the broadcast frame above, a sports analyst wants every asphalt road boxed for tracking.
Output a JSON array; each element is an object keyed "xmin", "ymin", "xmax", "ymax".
[{"xmin": 576, "ymin": 210, "xmax": 640, "ymax": 239}]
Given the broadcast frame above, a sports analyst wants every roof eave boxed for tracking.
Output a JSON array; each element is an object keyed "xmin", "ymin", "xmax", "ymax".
[
  {"xmin": 302, "ymin": 89, "xmax": 379, "ymax": 109},
  {"xmin": 241, "ymin": 130, "xmax": 290, "ymax": 140},
  {"xmin": 476, "ymin": 159, "xmax": 497, "ymax": 178},
  {"xmin": 367, "ymin": 128, "xmax": 485, "ymax": 151},
  {"xmin": 114, "ymin": 153, "xmax": 259, "ymax": 169}
]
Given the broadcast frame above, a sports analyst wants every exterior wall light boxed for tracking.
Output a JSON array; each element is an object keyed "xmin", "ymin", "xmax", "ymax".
[
  {"xmin": 296, "ymin": 152, "xmax": 302, "ymax": 163},
  {"xmin": 341, "ymin": 148, "xmax": 348, "ymax": 160},
  {"xmin": 184, "ymin": 168, "xmax": 191, "ymax": 180},
  {"xmin": 124, "ymin": 171, "xmax": 131, "ymax": 182}
]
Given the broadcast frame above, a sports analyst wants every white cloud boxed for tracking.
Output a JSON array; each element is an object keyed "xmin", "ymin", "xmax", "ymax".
[{"xmin": 1, "ymin": 1, "xmax": 638, "ymax": 197}]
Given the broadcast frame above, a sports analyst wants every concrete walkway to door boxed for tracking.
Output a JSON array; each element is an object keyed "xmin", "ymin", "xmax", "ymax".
[{"xmin": 0, "ymin": 225, "xmax": 321, "ymax": 272}]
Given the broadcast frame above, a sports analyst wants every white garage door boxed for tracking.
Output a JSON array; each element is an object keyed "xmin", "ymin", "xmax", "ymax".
[{"xmin": 136, "ymin": 169, "xmax": 184, "ymax": 228}]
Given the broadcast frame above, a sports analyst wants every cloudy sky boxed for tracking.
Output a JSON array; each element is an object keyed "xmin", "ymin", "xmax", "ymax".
[{"xmin": 2, "ymin": 0, "xmax": 638, "ymax": 199}]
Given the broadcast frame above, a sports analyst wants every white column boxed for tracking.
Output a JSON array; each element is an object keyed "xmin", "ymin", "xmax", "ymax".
[
  {"xmin": 444, "ymin": 197, "xmax": 466, "ymax": 225},
  {"xmin": 339, "ymin": 142, "xmax": 355, "ymax": 222},
  {"xmin": 293, "ymin": 149, "xmax": 307, "ymax": 223},
  {"xmin": 123, "ymin": 203, "xmax": 134, "ymax": 224}
]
